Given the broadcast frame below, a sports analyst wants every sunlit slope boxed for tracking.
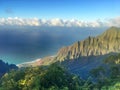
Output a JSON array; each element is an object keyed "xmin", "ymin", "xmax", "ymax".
[{"xmin": 56, "ymin": 27, "xmax": 120, "ymax": 61}]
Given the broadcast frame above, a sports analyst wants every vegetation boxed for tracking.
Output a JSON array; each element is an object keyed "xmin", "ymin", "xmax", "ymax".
[
  {"xmin": 0, "ymin": 60, "xmax": 18, "ymax": 77},
  {"xmin": 0, "ymin": 63, "xmax": 93, "ymax": 90},
  {"xmin": 90, "ymin": 53, "xmax": 120, "ymax": 90},
  {"xmin": 56, "ymin": 27, "xmax": 120, "ymax": 61},
  {"xmin": 1, "ymin": 53, "xmax": 120, "ymax": 90}
]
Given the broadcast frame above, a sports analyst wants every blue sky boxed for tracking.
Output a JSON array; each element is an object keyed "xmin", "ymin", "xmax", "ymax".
[{"xmin": 0, "ymin": 0, "xmax": 119, "ymax": 21}]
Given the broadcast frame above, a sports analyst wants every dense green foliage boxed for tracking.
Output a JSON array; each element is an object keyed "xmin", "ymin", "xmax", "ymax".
[
  {"xmin": 90, "ymin": 53, "xmax": 120, "ymax": 89},
  {"xmin": 1, "ymin": 53, "xmax": 120, "ymax": 90},
  {"xmin": 0, "ymin": 64, "xmax": 93, "ymax": 90},
  {"xmin": 0, "ymin": 60, "xmax": 18, "ymax": 77}
]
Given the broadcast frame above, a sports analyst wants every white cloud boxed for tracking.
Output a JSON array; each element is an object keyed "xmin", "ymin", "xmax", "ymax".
[
  {"xmin": 0, "ymin": 17, "xmax": 120, "ymax": 27},
  {"xmin": 48, "ymin": 18, "xmax": 64, "ymax": 26},
  {"xmin": 105, "ymin": 17, "xmax": 120, "ymax": 27}
]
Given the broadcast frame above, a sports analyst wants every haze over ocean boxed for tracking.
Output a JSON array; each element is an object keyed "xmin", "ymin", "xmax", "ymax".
[
  {"xmin": 0, "ymin": 27, "xmax": 105, "ymax": 64},
  {"xmin": 0, "ymin": 0, "xmax": 119, "ymax": 64}
]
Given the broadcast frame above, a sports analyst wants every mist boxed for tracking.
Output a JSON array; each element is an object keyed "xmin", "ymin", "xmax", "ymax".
[{"xmin": 0, "ymin": 26, "xmax": 106, "ymax": 64}]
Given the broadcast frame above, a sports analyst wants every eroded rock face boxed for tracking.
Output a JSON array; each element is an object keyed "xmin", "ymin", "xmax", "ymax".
[
  {"xmin": 55, "ymin": 27, "xmax": 120, "ymax": 61},
  {"xmin": 18, "ymin": 27, "xmax": 120, "ymax": 67}
]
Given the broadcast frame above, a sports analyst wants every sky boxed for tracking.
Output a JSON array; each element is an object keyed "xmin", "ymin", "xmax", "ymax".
[
  {"xmin": 0, "ymin": 0, "xmax": 120, "ymax": 27},
  {"xmin": 0, "ymin": 0, "xmax": 120, "ymax": 20}
]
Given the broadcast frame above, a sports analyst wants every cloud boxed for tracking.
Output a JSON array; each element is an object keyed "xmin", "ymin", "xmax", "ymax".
[
  {"xmin": 105, "ymin": 17, "xmax": 120, "ymax": 27},
  {"xmin": 0, "ymin": 17, "xmax": 120, "ymax": 27}
]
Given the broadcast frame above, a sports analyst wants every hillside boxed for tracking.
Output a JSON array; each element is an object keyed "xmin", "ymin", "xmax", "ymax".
[
  {"xmin": 18, "ymin": 27, "xmax": 120, "ymax": 69},
  {"xmin": 55, "ymin": 27, "xmax": 120, "ymax": 61},
  {"xmin": 0, "ymin": 64, "xmax": 92, "ymax": 90},
  {"xmin": 1, "ymin": 54, "xmax": 120, "ymax": 90},
  {"xmin": 0, "ymin": 60, "xmax": 18, "ymax": 77}
]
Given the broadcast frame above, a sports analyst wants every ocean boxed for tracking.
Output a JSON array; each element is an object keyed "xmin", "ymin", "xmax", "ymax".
[{"xmin": 0, "ymin": 26, "xmax": 105, "ymax": 64}]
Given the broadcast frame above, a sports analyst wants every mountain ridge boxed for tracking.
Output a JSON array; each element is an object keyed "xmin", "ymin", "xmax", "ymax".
[
  {"xmin": 55, "ymin": 27, "xmax": 120, "ymax": 61},
  {"xmin": 18, "ymin": 27, "xmax": 120, "ymax": 67}
]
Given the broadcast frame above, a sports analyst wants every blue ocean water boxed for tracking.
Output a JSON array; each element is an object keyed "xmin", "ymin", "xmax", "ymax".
[{"xmin": 0, "ymin": 27, "xmax": 105, "ymax": 64}]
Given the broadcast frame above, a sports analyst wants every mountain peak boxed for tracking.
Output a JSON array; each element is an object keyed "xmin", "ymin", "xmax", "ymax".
[
  {"xmin": 55, "ymin": 27, "xmax": 120, "ymax": 61},
  {"xmin": 99, "ymin": 27, "xmax": 120, "ymax": 40},
  {"xmin": 104, "ymin": 26, "xmax": 120, "ymax": 33},
  {"xmin": 109, "ymin": 26, "xmax": 120, "ymax": 29}
]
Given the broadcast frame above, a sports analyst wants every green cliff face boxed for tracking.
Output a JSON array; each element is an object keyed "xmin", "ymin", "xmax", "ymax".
[{"xmin": 55, "ymin": 27, "xmax": 120, "ymax": 61}]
